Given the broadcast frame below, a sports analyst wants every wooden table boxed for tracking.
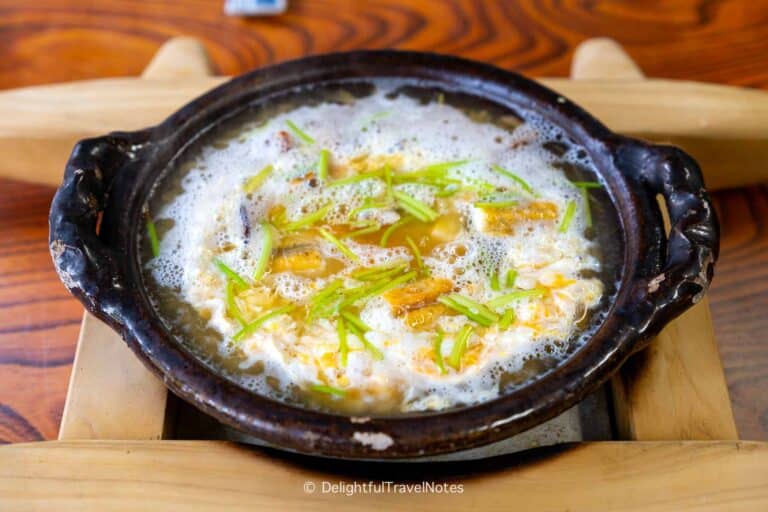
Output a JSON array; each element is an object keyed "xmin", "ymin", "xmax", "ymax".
[{"xmin": 0, "ymin": 0, "xmax": 766, "ymax": 445}]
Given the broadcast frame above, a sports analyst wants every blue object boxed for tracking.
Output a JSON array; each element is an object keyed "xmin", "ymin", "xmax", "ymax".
[{"xmin": 225, "ymin": 0, "xmax": 287, "ymax": 16}]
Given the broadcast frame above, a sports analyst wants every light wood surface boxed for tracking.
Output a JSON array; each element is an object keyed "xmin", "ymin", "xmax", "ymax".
[
  {"xmin": 57, "ymin": 37, "xmax": 215, "ymax": 441},
  {"xmin": 612, "ymin": 298, "xmax": 738, "ymax": 440},
  {"xmin": 570, "ymin": 38, "xmax": 738, "ymax": 441},
  {"xmin": 57, "ymin": 314, "xmax": 167, "ymax": 440},
  {"xmin": 1, "ymin": 440, "xmax": 766, "ymax": 511},
  {"xmin": 0, "ymin": 77, "xmax": 767, "ymax": 189}
]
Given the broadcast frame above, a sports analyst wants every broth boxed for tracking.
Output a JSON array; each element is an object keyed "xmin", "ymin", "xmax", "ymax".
[{"xmin": 140, "ymin": 80, "xmax": 622, "ymax": 415}]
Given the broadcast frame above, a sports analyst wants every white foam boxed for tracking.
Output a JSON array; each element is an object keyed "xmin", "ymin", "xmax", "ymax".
[{"xmin": 145, "ymin": 82, "xmax": 605, "ymax": 413}]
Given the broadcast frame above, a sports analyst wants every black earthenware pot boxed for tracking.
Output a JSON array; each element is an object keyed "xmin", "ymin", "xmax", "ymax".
[{"xmin": 49, "ymin": 50, "xmax": 718, "ymax": 459}]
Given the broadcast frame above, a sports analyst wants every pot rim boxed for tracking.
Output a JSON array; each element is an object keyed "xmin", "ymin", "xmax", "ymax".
[{"xmin": 49, "ymin": 49, "xmax": 718, "ymax": 459}]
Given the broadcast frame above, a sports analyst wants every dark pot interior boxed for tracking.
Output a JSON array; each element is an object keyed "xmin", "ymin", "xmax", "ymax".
[{"xmin": 49, "ymin": 50, "xmax": 718, "ymax": 459}]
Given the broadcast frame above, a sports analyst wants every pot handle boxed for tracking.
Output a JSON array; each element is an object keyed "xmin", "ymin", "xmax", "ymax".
[
  {"xmin": 616, "ymin": 142, "xmax": 719, "ymax": 340},
  {"xmin": 49, "ymin": 135, "xmax": 144, "ymax": 317}
]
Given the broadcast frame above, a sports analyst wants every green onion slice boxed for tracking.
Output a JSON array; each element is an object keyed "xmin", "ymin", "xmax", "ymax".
[
  {"xmin": 253, "ymin": 222, "xmax": 273, "ymax": 281},
  {"xmin": 336, "ymin": 271, "xmax": 417, "ymax": 311},
  {"xmin": 490, "ymin": 164, "xmax": 536, "ymax": 196},
  {"xmin": 447, "ymin": 325, "xmax": 474, "ymax": 370},
  {"xmin": 336, "ymin": 318, "xmax": 349, "ymax": 368},
  {"xmin": 214, "ymin": 258, "xmax": 248, "ymax": 289},
  {"xmin": 318, "ymin": 149, "xmax": 330, "ymax": 180},
  {"xmin": 490, "ymin": 271, "xmax": 501, "ymax": 292},
  {"xmin": 340, "ymin": 310, "xmax": 371, "ymax": 333},
  {"xmin": 384, "ymin": 165, "xmax": 394, "ymax": 201},
  {"xmin": 474, "ymin": 200, "xmax": 518, "ymax": 209},
  {"xmin": 311, "ymin": 279, "xmax": 344, "ymax": 306},
  {"xmin": 341, "ymin": 222, "xmax": 381, "ymax": 239},
  {"xmin": 280, "ymin": 204, "xmax": 332, "ymax": 232},
  {"xmin": 498, "ymin": 309, "xmax": 515, "ymax": 330},
  {"xmin": 146, "ymin": 217, "xmax": 160, "ymax": 258},
  {"xmin": 435, "ymin": 183, "xmax": 461, "ymax": 197},
  {"xmin": 232, "ymin": 304, "xmax": 296, "ymax": 342},
  {"xmin": 407, "ymin": 160, "xmax": 468, "ymax": 178},
  {"xmin": 379, "ymin": 216, "xmax": 414, "ymax": 247},
  {"xmin": 317, "ymin": 228, "xmax": 360, "ymax": 262},
  {"xmin": 572, "ymin": 181, "xmax": 602, "ymax": 189},
  {"xmin": 558, "ymin": 200, "xmax": 577, "ymax": 233},
  {"xmin": 344, "ymin": 320, "xmax": 384, "ymax": 360},
  {"xmin": 505, "ymin": 269, "xmax": 518, "ymax": 288},
  {"xmin": 440, "ymin": 294, "xmax": 500, "ymax": 326},
  {"xmin": 348, "ymin": 198, "xmax": 389, "ymax": 220},
  {"xmin": 310, "ymin": 384, "xmax": 346, "ymax": 397},
  {"xmin": 327, "ymin": 169, "xmax": 384, "ymax": 188},
  {"xmin": 433, "ymin": 330, "xmax": 447, "ymax": 375},
  {"xmin": 393, "ymin": 190, "xmax": 438, "ymax": 222},
  {"xmin": 308, "ymin": 279, "xmax": 345, "ymax": 320},
  {"xmin": 243, "ymin": 164, "xmax": 274, "ymax": 194},
  {"xmin": 487, "ymin": 288, "xmax": 546, "ymax": 309},
  {"xmin": 405, "ymin": 236, "xmax": 427, "ymax": 275},
  {"xmin": 225, "ymin": 280, "xmax": 246, "ymax": 326},
  {"xmin": 351, "ymin": 262, "xmax": 408, "ymax": 282},
  {"xmin": 285, "ymin": 120, "xmax": 315, "ymax": 144}
]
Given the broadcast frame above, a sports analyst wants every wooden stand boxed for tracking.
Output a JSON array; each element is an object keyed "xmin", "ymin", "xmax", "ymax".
[{"xmin": 1, "ymin": 38, "xmax": 765, "ymax": 511}]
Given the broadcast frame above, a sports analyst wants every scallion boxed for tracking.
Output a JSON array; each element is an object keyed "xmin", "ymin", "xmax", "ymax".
[
  {"xmin": 405, "ymin": 236, "xmax": 427, "ymax": 275},
  {"xmin": 280, "ymin": 204, "xmax": 332, "ymax": 232},
  {"xmin": 348, "ymin": 198, "xmax": 389, "ymax": 220},
  {"xmin": 474, "ymin": 200, "xmax": 518, "ymax": 209},
  {"xmin": 340, "ymin": 310, "xmax": 371, "ymax": 333},
  {"xmin": 317, "ymin": 228, "xmax": 359, "ymax": 262},
  {"xmin": 243, "ymin": 164, "xmax": 274, "ymax": 194},
  {"xmin": 285, "ymin": 120, "xmax": 315, "ymax": 144},
  {"xmin": 572, "ymin": 181, "xmax": 602, "ymax": 189},
  {"xmin": 505, "ymin": 269, "xmax": 518, "ymax": 288},
  {"xmin": 379, "ymin": 216, "xmax": 414, "ymax": 247},
  {"xmin": 345, "ymin": 320, "xmax": 384, "ymax": 360},
  {"xmin": 146, "ymin": 217, "xmax": 160, "ymax": 258},
  {"xmin": 351, "ymin": 262, "xmax": 408, "ymax": 282},
  {"xmin": 498, "ymin": 309, "xmax": 515, "ymax": 330},
  {"xmin": 490, "ymin": 271, "xmax": 501, "ymax": 291},
  {"xmin": 393, "ymin": 190, "xmax": 438, "ymax": 222},
  {"xmin": 408, "ymin": 160, "xmax": 468, "ymax": 178},
  {"xmin": 490, "ymin": 164, "xmax": 536, "ymax": 196},
  {"xmin": 337, "ymin": 270, "xmax": 417, "ymax": 311},
  {"xmin": 310, "ymin": 384, "xmax": 346, "ymax": 397},
  {"xmin": 327, "ymin": 170, "xmax": 384, "ymax": 188},
  {"xmin": 337, "ymin": 318, "xmax": 349, "ymax": 367},
  {"xmin": 214, "ymin": 258, "xmax": 248, "ymax": 289},
  {"xmin": 341, "ymin": 222, "xmax": 381, "ymax": 239},
  {"xmin": 558, "ymin": 200, "xmax": 577, "ymax": 233},
  {"xmin": 441, "ymin": 293, "xmax": 500, "ymax": 325},
  {"xmin": 253, "ymin": 222, "xmax": 273, "ymax": 281},
  {"xmin": 225, "ymin": 280, "xmax": 246, "ymax": 326},
  {"xmin": 232, "ymin": 304, "xmax": 296, "ymax": 342},
  {"xmin": 487, "ymin": 288, "xmax": 546, "ymax": 309},
  {"xmin": 318, "ymin": 149, "xmax": 330, "ymax": 180},
  {"xmin": 447, "ymin": 325, "xmax": 474, "ymax": 370}
]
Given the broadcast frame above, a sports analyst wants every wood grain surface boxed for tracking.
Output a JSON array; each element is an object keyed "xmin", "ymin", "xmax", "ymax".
[
  {"xmin": 0, "ymin": 0, "xmax": 767, "ymax": 443},
  {"xmin": 1, "ymin": 440, "xmax": 767, "ymax": 511}
]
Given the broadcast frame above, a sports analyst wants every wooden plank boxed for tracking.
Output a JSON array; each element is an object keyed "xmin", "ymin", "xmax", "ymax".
[
  {"xmin": 57, "ymin": 37, "xmax": 215, "ymax": 441},
  {"xmin": 58, "ymin": 314, "xmax": 167, "ymax": 440},
  {"xmin": 571, "ymin": 38, "xmax": 738, "ymax": 441},
  {"xmin": 0, "ymin": 75, "xmax": 766, "ymax": 189},
  {"xmin": 0, "ymin": 440, "xmax": 766, "ymax": 511}
]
